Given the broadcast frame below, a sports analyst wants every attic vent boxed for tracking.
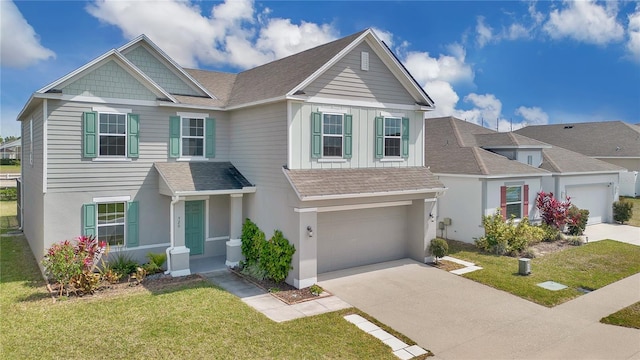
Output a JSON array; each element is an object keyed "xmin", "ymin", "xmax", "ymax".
[
  {"xmin": 563, "ymin": 125, "xmax": 573, "ymax": 129},
  {"xmin": 361, "ymin": 51, "xmax": 369, "ymax": 71}
]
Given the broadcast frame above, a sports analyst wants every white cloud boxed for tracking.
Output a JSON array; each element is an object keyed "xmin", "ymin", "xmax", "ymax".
[
  {"xmin": 515, "ymin": 106, "xmax": 549, "ymax": 125},
  {"xmin": 627, "ymin": 6, "xmax": 640, "ymax": 62},
  {"xmin": 476, "ymin": 16, "xmax": 494, "ymax": 47},
  {"xmin": 543, "ymin": 0, "xmax": 624, "ymax": 45},
  {"xmin": 403, "ymin": 45, "xmax": 473, "ymax": 85},
  {"xmin": 423, "ymin": 80, "xmax": 459, "ymax": 117},
  {"xmin": 86, "ymin": 0, "xmax": 337, "ymax": 69},
  {"xmin": 0, "ymin": 0, "xmax": 55, "ymax": 68},
  {"xmin": 371, "ymin": 27, "xmax": 394, "ymax": 47}
]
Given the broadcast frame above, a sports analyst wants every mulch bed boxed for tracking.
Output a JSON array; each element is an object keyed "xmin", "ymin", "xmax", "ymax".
[
  {"xmin": 429, "ymin": 259, "xmax": 467, "ymax": 271},
  {"xmin": 228, "ymin": 267, "xmax": 330, "ymax": 305},
  {"xmin": 529, "ymin": 239, "xmax": 576, "ymax": 257}
]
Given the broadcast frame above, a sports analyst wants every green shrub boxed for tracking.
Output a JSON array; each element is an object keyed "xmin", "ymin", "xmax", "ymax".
[
  {"xmin": 240, "ymin": 262, "xmax": 268, "ymax": 281},
  {"xmin": 0, "ymin": 187, "xmax": 17, "ymax": 201},
  {"xmin": 475, "ymin": 211, "xmax": 544, "ymax": 255},
  {"xmin": 538, "ymin": 223, "xmax": 561, "ymax": 242},
  {"xmin": 613, "ymin": 200, "xmax": 633, "ymax": 224},
  {"xmin": 430, "ymin": 238, "xmax": 449, "ymax": 263},
  {"xmin": 110, "ymin": 251, "xmax": 139, "ymax": 277},
  {"xmin": 567, "ymin": 206, "xmax": 589, "ymax": 235},
  {"xmin": 260, "ymin": 230, "xmax": 295, "ymax": 283},
  {"xmin": 143, "ymin": 252, "xmax": 167, "ymax": 274},
  {"xmin": 310, "ymin": 284, "xmax": 323, "ymax": 296},
  {"xmin": 0, "ymin": 158, "xmax": 19, "ymax": 165},
  {"xmin": 241, "ymin": 219, "xmax": 264, "ymax": 266}
]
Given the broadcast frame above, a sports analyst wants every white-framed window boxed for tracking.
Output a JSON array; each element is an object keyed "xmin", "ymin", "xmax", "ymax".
[
  {"xmin": 527, "ymin": 155, "xmax": 533, "ymax": 165},
  {"xmin": 322, "ymin": 113, "xmax": 343, "ymax": 157},
  {"xmin": 384, "ymin": 117, "xmax": 402, "ymax": 157},
  {"xmin": 181, "ymin": 117, "xmax": 205, "ymax": 157},
  {"xmin": 97, "ymin": 202, "xmax": 126, "ymax": 246},
  {"xmin": 505, "ymin": 186, "xmax": 522, "ymax": 219},
  {"xmin": 98, "ymin": 113, "xmax": 127, "ymax": 157}
]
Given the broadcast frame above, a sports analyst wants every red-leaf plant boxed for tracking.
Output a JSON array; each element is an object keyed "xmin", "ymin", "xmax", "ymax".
[{"xmin": 536, "ymin": 191, "xmax": 572, "ymax": 230}]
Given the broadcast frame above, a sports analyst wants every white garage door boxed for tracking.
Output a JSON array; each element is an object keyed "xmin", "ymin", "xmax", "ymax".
[
  {"xmin": 317, "ymin": 206, "xmax": 407, "ymax": 274},
  {"xmin": 566, "ymin": 184, "xmax": 610, "ymax": 224}
]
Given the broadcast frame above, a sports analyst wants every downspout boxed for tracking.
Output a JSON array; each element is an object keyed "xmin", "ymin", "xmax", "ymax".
[{"xmin": 165, "ymin": 195, "xmax": 180, "ymax": 275}]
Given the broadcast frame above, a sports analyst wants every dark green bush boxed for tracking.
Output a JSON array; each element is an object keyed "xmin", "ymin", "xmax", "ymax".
[
  {"xmin": 0, "ymin": 158, "xmax": 19, "ymax": 165},
  {"xmin": 567, "ymin": 206, "xmax": 589, "ymax": 236},
  {"xmin": 430, "ymin": 238, "xmax": 448, "ymax": 263},
  {"xmin": 241, "ymin": 219, "xmax": 264, "ymax": 266},
  {"xmin": 109, "ymin": 251, "xmax": 139, "ymax": 277},
  {"xmin": 0, "ymin": 187, "xmax": 17, "ymax": 201},
  {"xmin": 613, "ymin": 200, "xmax": 633, "ymax": 224},
  {"xmin": 260, "ymin": 230, "xmax": 295, "ymax": 283}
]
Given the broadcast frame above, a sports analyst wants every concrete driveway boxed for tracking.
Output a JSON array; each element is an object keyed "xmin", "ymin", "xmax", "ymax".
[
  {"xmin": 585, "ymin": 223, "xmax": 640, "ymax": 246},
  {"xmin": 318, "ymin": 259, "xmax": 640, "ymax": 360}
]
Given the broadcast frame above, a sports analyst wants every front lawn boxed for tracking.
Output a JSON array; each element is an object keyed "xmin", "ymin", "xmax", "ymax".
[
  {"xmin": 601, "ymin": 301, "xmax": 640, "ymax": 329},
  {"xmin": 0, "ymin": 200, "xmax": 18, "ymax": 233},
  {"xmin": 0, "ymin": 164, "xmax": 20, "ymax": 174},
  {"xmin": 0, "ymin": 234, "xmax": 404, "ymax": 359},
  {"xmin": 448, "ymin": 240, "xmax": 640, "ymax": 307}
]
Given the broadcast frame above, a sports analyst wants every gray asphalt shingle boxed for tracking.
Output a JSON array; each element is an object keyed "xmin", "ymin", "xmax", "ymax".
[{"xmin": 155, "ymin": 162, "xmax": 252, "ymax": 193}]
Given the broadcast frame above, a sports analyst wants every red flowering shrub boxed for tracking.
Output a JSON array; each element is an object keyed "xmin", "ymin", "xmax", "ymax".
[
  {"xmin": 536, "ymin": 191, "xmax": 572, "ymax": 230},
  {"xmin": 42, "ymin": 236, "xmax": 107, "ymax": 296}
]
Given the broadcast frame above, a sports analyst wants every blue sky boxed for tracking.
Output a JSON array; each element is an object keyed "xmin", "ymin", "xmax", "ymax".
[{"xmin": 1, "ymin": 0, "xmax": 639, "ymax": 137}]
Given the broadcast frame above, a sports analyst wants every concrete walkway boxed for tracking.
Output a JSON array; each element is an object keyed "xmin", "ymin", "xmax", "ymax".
[
  {"xmin": 584, "ymin": 223, "xmax": 640, "ymax": 246},
  {"xmin": 318, "ymin": 259, "xmax": 640, "ymax": 360}
]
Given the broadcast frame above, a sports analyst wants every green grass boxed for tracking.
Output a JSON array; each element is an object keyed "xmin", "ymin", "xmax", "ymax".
[
  {"xmin": 601, "ymin": 301, "xmax": 640, "ymax": 329},
  {"xmin": 448, "ymin": 240, "xmax": 640, "ymax": 307},
  {"xmin": 0, "ymin": 164, "xmax": 20, "ymax": 174},
  {"xmin": 0, "ymin": 226, "xmax": 418, "ymax": 359},
  {"xmin": 0, "ymin": 201, "xmax": 18, "ymax": 234},
  {"xmin": 620, "ymin": 197, "xmax": 640, "ymax": 227}
]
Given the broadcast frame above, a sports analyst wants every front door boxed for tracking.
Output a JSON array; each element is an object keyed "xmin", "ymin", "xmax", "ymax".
[{"xmin": 185, "ymin": 200, "xmax": 205, "ymax": 255}]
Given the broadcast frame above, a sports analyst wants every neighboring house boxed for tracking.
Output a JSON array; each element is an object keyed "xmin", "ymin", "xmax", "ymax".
[
  {"xmin": 425, "ymin": 117, "xmax": 622, "ymax": 243},
  {"xmin": 0, "ymin": 139, "xmax": 21, "ymax": 160},
  {"xmin": 17, "ymin": 29, "xmax": 445, "ymax": 288},
  {"xmin": 515, "ymin": 121, "xmax": 640, "ymax": 196}
]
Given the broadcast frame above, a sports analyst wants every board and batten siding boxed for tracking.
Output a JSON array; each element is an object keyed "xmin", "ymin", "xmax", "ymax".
[
  {"xmin": 289, "ymin": 102, "xmax": 424, "ymax": 169},
  {"xmin": 304, "ymin": 42, "xmax": 415, "ymax": 105},
  {"xmin": 21, "ymin": 105, "xmax": 46, "ymax": 259},
  {"xmin": 45, "ymin": 100, "xmax": 230, "ymax": 193}
]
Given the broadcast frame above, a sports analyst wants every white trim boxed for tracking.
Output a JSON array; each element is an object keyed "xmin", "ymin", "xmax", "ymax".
[
  {"xmin": 226, "ymin": 238, "xmax": 242, "ymax": 246},
  {"xmin": 92, "ymin": 106, "xmax": 132, "ymax": 114},
  {"xmin": 380, "ymin": 158, "xmax": 405, "ymax": 163},
  {"xmin": 177, "ymin": 111, "xmax": 210, "ymax": 118},
  {"xmin": 300, "ymin": 188, "xmax": 448, "ymax": 202},
  {"xmin": 173, "ymin": 187, "xmax": 257, "ymax": 197},
  {"xmin": 224, "ymin": 96, "xmax": 286, "ymax": 110},
  {"xmin": 424, "ymin": 198, "xmax": 437, "ymax": 203},
  {"xmin": 176, "ymin": 157, "xmax": 208, "ymax": 162},
  {"xmin": 317, "ymin": 106, "xmax": 349, "ymax": 114},
  {"xmin": 380, "ymin": 111, "xmax": 405, "ymax": 118},
  {"xmin": 92, "ymin": 157, "xmax": 132, "ymax": 162},
  {"xmin": 206, "ymin": 236, "xmax": 230, "ymax": 242},
  {"xmin": 294, "ymin": 277, "xmax": 317, "ymax": 289},
  {"xmin": 111, "ymin": 242, "xmax": 170, "ymax": 251},
  {"xmin": 294, "ymin": 207, "xmax": 318, "ymax": 213},
  {"xmin": 549, "ymin": 170, "xmax": 624, "ymax": 176},
  {"xmin": 184, "ymin": 195, "xmax": 209, "ymax": 201},
  {"xmin": 287, "ymin": 101, "xmax": 293, "ymax": 168},
  {"xmin": 225, "ymin": 260, "xmax": 239, "ymax": 267},
  {"xmin": 307, "ymin": 96, "xmax": 420, "ymax": 111},
  {"xmin": 318, "ymin": 158, "xmax": 348, "ymax": 163},
  {"xmin": 315, "ymin": 200, "xmax": 412, "ymax": 213},
  {"xmin": 230, "ymin": 193, "xmax": 244, "ymax": 198},
  {"xmin": 157, "ymin": 102, "xmax": 224, "ymax": 111},
  {"xmin": 434, "ymin": 172, "xmax": 552, "ymax": 179},
  {"xmin": 93, "ymin": 195, "xmax": 131, "ymax": 203},
  {"xmin": 40, "ymin": 93, "xmax": 159, "ymax": 107},
  {"xmin": 42, "ymin": 99, "xmax": 48, "ymax": 194}
]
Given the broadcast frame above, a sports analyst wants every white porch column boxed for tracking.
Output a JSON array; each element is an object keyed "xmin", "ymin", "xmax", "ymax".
[
  {"xmin": 226, "ymin": 193, "xmax": 244, "ymax": 267},
  {"xmin": 169, "ymin": 199, "xmax": 191, "ymax": 277},
  {"xmin": 294, "ymin": 208, "xmax": 318, "ymax": 289}
]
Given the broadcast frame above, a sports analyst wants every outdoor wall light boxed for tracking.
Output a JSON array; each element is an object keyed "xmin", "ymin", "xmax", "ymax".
[{"xmin": 307, "ymin": 226, "xmax": 313, "ymax": 237}]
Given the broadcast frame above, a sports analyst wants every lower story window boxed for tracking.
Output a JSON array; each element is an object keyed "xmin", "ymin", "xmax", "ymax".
[
  {"xmin": 97, "ymin": 202, "xmax": 125, "ymax": 246},
  {"xmin": 505, "ymin": 186, "xmax": 522, "ymax": 219}
]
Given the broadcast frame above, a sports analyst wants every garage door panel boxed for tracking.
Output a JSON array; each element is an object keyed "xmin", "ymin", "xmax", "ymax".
[
  {"xmin": 317, "ymin": 207, "xmax": 407, "ymax": 273},
  {"xmin": 566, "ymin": 185, "xmax": 609, "ymax": 225}
]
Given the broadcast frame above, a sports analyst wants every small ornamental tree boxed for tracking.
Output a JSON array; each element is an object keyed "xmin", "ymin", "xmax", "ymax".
[
  {"xmin": 430, "ymin": 238, "xmax": 449, "ymax": 264},
  {"xmin": 536, "ymin": 191, "xmax": 572, "ymax": 230}
]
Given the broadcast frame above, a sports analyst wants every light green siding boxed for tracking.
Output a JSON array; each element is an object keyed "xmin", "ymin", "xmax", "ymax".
[
  {"xmin": 62, "ymin": 60, "xmax": 157, "ymax": 101},
  {"xmin": 289, "ymin": 102, "xmax": 424, "ymax": 169},
  {"xmin": 123, "ymin": 45, "xmax": 200, "ymax": 96},
  {"xmin": 304, "ymin": 42, "xmax": 415, "ymax": 104}
]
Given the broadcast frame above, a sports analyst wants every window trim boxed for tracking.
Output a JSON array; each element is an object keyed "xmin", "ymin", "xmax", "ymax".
[
  {"xmin": 97, "ymin": 112, "xmax": 128, "ymax": 158},
  {"xmin": 180, "ymin": 116, "xmax": 206, "ymax": 159},
  {"xmin": 383, "ymin": 116, "xmax": 402, "ymax": 158},
  {"xmin": 96, "ymin": 201, "xmax": 127, "ymax": 247},
  {"xmin": 322, "ymin": 112, "xmax": 344, "ymax": 158},
  {"xmin": 505, "ymin": 185, "xmax": 523, "ymax": 219}
]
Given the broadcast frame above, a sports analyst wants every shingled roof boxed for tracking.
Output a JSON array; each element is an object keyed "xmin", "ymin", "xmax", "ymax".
[
  {"xmin": 515, "ymin": 121, "xmax": 640, "ymax": 158},
  {"xmin": 283, "ymin": 167, "xmax": 445, "ymax": 201},
  {"xmin": 540, "ymin": 147, "xmax": 624, "ymax": 173},
  {"xmin": 155, "ymin": 162, "xmax": 253, "ymax": 195}
]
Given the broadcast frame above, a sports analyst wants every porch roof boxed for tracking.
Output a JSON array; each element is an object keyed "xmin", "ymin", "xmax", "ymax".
[
  {"xmin": 155, "ymin": 162, "xmax": 255, "ymax": 196},
  {"xmin": 283, "ymin": 166, "xmax": 445, "ymax": 201}
]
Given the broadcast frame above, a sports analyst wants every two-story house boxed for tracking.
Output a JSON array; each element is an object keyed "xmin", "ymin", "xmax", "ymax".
[{"xmin": 18, "ymin": 29, "xmax": 445, "ymax": 288}]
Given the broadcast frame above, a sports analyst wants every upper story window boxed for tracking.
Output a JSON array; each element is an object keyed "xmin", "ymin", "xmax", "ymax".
[
  {"xmin": 99, "ymin": 113, "xmax": 126, "ymax": 156},
  {"xmin": 375, "ymin": 116, "xmax": 409, "ymax": 159},
  {"xmin": 169, "ymin": 114, "xmax": 215, "ymax": 159},
  {"xmin": 83, "ymin": 110, "xmax": 139, "ymax": 160},
  {"xmin": 182, "ymin": 117, "xmax": 204, "ymax": 157},
  {"xmin": 311, "ymin": 111, "xmax": 352, "ymax": 160},
  {"xmin": 323, "ymin": 114, "xmax": 343, "ymax": 157}
]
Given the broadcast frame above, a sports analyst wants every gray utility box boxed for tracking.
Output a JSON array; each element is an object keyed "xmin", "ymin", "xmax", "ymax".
[{"xmin": 518, "ymin": 258, "xmax": 531, "ymax": 275}]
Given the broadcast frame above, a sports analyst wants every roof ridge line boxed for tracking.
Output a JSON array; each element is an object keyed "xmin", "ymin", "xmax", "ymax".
[
  {"xmin": 449, "ymin": 117, "xmax": 466, "ymax": 147},
  {"xmin": 542, "ymin": 148, "xmax": 561, "ymax": 172},
  {"xmin": 471, "ymin": 147, "xmax": 489, "ymax": 175}
]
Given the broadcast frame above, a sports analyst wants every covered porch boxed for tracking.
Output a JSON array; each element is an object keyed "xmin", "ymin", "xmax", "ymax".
[{"xmin": 155, "ymin": 162, "xmax": 256, "ymax": 276}]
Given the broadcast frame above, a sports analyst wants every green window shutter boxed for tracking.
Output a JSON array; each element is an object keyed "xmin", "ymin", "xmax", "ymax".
[
  {"xmin": 311, "ymin": 112, "xmax": 322, "ymax": 158},
  {"xmin": 82, "ymin": 203, "xmax": 96, "ymax": 237},
  {"xmin": 169, "ymin": 116, "xmax": 180, "ymax": 158},
  {"xmin": 127, "ymin": 201, "xmax": 139, "ymax": 248},
  {"xmin": 127, "ymin": 114, "xmax": 139, "ymax": 158},
  {"xmin": 374, "ymin": 116, "xmax": 384, "ymax": 159},
  {"xmin": 343, "ymin": 114, "xmax": 352, "ymax": 159},
  {"xmin": 401, "ymin": 117, "xmax": 410, "ymax": 158},
  {"xmin": 83, "ymin": 112, "xmax": 98, "ymax": 158},
  {"xmin": 205, "ymin": 117, "xmax": 216, "ymax": 158}
]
